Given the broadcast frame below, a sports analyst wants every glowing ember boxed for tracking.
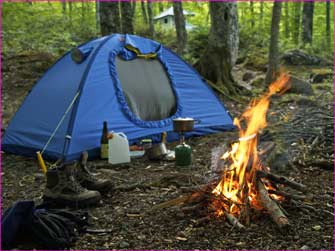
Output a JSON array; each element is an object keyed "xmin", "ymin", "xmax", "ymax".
[{"xmin": 211, "ymin": 74, "xmax": 291, "ymax": 217}]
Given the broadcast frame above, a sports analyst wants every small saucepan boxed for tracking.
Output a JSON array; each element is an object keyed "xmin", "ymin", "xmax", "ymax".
[{"xmin": 173, "ymin": 117, "xmax": 200, "ymax": 132}]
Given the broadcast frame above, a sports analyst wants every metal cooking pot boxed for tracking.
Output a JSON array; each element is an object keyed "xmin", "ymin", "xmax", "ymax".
[
  {"xmin": 146, "ymin": 132, "xmax": 168, "ymax": 160},
  {"xmin": 173, "ymin": 118, "xmax": 200, "ymax": 132}
]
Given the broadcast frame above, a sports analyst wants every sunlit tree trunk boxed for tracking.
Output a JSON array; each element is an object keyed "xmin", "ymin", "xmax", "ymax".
[
  {"xmin": 141, "ymin": 0, "xmax": 148, "ymax": 24},
  {"xmin": 197, "ymin": 1, "xmax": 239, "ymax": 96},
  {"xmin": 292, "ymin": 2, "xmax": 301, "ymax": 45},
  {"xmin": 284, "ymin": 1, "xmax": 289, "ymax": 39},
  {"xmin": 326, "ymin": 0, "xmax": 331, "ymax": 49},
  {"xmin": 99, "ymin": 1, "xmax": 121, "ymax": 36},
  {"xmin": 121, "ymin": 1, "xmax": 134, "ymax": 34},
  {"xmin": 302, "ymin": 2, "xmax": 314, "ymax": 45},
  {"xmin": 265, "ymin": 1, "xmax": 282, "ymax": 85},
  {"xmin": 173, "ymin": 1, "xmax": 187, "ymax": 55},
  {"xmin": 147, "ymin": 0, "xmax": 155, "ymax": 39}
]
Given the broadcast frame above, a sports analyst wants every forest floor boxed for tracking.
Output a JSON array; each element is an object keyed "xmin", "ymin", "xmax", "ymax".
[{"xmin": 1, "ymin": 52, "xmax": 334, "ymax": 250}]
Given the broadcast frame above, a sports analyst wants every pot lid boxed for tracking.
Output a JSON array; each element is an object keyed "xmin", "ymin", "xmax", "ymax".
[{"xmin": 173, "ymin": 117, "xmax": 194, "ymax": 121}]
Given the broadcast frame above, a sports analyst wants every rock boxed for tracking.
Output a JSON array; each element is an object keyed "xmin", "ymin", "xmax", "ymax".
[
  {"xmin": 242, "ymin": 71, "xmax": 256, "ymax": 81},
  {"xmin": 250, "ymin": 76, "xmax": 265, "ymax": 87},
  {"xmin": 119, "ymin": 241, "xmax": 130, "ymax": 248},
  {"xmin": 312, "ymin": 225, "xmax": 322, "ymax": 231},
  {"xmin": 282, "ymin": 49, "xmax": 330, "ymax": 66},
  {"xmin": 310, "ymin": 72, "xmax": 333, "ymax": 83},
  {"xmin": 300, "ymin": 245, "xmax": 310, "ymax": 250},
  {"xmin": 287, "ymin": 75, "xmax": 314, "ymax": 96}
]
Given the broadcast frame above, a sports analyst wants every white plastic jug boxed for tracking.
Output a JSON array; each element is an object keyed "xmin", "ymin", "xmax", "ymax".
[{"xmin": 108, "ymin": 132, "xmax": 130, "ymax": 164}]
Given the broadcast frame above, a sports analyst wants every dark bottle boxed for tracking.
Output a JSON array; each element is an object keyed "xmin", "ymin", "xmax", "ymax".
[{"xmin": 100, "ymin": 121, "xmax": 109, "ymax": 159}]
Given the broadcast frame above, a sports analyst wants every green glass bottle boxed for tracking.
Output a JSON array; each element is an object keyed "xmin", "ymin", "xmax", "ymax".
[{"xmin": 175, "ymin": 143, "xmax": 192, "ymax": 167}]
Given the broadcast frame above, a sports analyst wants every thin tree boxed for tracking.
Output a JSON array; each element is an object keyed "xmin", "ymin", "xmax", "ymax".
[
  {"xmin": 131, "ymin": 0, "xmax": 136, "ymax": 18},
  {"xmin": 284, "ymin": 1, "xmax": 289, "ymax": 39},
  {"xmin": 260, "ymin": 0, "xmax": 264, "ymax": 30},
  {"xmin": 62, "ymin": 1, "xmax": 66, "ymax": 16},
  {"xmin": 173, "ymin": 1, "xmax": 187, "ymax": 55},
  {"xmin": 141, "ymin": 0, "xmax": 148, "ymax": 24},
  {"xmin": 120, "ymin": 1, "xmax": 134, "ymax": 34},
  {"xmin": 250, "ymin": 0, "xmax": 254, "ymax": 29},
  {"xmin": 292, "ymin": 2, "xmax": 301, "ymax": 45},
  {"xmin": 197, "ymin": 1, "xmax": 239, "ymax": 96},
  {"xmin": 265, "ymin": 1, "xmax": 282, "ymax": 85},
  {"xmin": 301, "ymin": 1, "xmax": 314, "ymax": 45},
  {"xmin": 147, "ymin": 0, "xmax": 155, "ymax": 39},
  {"xmin": 326, "ymin": 0, "xmax": 331, "ymax": 49},
  {"xmin": 96, "ymin": 0, "xmax": 100, "ymax": 33},
  {"xmin": 159, "ymin": 1, "xmax": 164, "ymax": 12},
  {"xmin": 99, "ymin": 1, "xmax": 121, "ymax": 36}
]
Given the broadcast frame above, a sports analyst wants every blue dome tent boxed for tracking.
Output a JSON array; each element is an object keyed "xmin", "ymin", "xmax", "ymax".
[{"xmin": 2, "ymin": 34, "xmax": 234, "ymax": 161}]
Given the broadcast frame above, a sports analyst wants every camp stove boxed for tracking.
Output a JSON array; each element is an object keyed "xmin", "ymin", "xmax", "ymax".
[{"xmin": 173, "ymin": 118, "xmax": 195, "ymax": 166}]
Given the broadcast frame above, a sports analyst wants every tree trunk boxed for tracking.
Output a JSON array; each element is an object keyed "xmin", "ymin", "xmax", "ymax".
[
  {"xmin": 292, "ymin": 2, "xmax": 301, "ymax": 45},
  {"xmin": 260, "ymin": 0, "xmax": 264, "ymax": 30},
  {"xmin": 120, "ymin": 1, "xmax": 134, "ymax": 34},
  {"xmin": 284, "ymin": 1, "xmax": 289, "ymax": 39},
  {"xmin": 326, "ymin": 0, "xmax": 330, "ymax": 49},
  {"xmin": 159, "ymin": 1, "xmax": 164, "ymax": 12},
  {"xmin": 81, "ymin": 1, "xmax": 85, "ymax": 24},
  {"xmin": 99, "ymin": 1, "xmax": 121, "ymax": 36},
  {"xmin": 250, "ymin": 0, "xmax": 254, "ymax": 29},
  {"xmin": 62, "ymin": 1, "xmax": 66, "ymax": 16},
  {"xmin": 173, "ymin": 1, "xmax": 187, "ymax": 55},
  {"xmin": 96, "ymin": 0, "xmax": 100, "ymax": 33},
  {"xmin": 131, "ymin": 0, "xmax": 136, "ymax": 18},
  {"xmin": 301, "ymin": 2, "xmax": 314, "ymax": 45},
  {"xmin": 197, "ymin": 1, "xmax": 239, "ymax": 96},
  {"xmin": 69, "ymin": 1, "xmax": 73, "ymax": 27},
  {"xmin": 264, "ymin": 1, "xmax": 282, "ymax": 85},
  {"xmin": 147, "ymin": 0, "xmax": 155, "ymax": 39},
  {"xmin": 141, "ymin": 0, "xmax": 148, "ymax": 24}
]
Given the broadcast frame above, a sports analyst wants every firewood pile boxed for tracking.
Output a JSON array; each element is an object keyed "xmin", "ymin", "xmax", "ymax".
[{"xmin": 153, "ymin": 141, "xmax": 312, "ymax": 232}]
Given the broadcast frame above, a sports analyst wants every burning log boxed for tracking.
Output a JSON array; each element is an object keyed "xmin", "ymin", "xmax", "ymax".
[
  {"xmin": 256, "ymin": 179, "xmax": 290, "ymax": 230},
  {"xmin": 256, "ymin": 170, "xmax": 306, "ymax": 192}
]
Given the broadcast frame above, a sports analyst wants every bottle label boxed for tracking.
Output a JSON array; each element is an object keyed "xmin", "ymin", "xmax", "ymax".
[{"xmin": 100, "ymin": 144, "xmax": 109, "ymax": 159}]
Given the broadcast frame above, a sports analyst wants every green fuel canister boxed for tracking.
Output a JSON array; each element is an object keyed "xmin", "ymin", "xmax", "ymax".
[{"xmin": 175, "ymin": 143, "xmax": 192, "ymax": 166}]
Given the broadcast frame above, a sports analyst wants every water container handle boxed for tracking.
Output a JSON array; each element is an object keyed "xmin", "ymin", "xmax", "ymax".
[{"xmin": 117, "ymin": 132, "xmax": 128, "ymax": 139}]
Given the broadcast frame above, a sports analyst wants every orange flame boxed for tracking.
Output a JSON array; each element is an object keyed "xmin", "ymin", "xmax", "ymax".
[{"xmin": 212, "ymin": 74, "xmax": 290, "ymax": 215}]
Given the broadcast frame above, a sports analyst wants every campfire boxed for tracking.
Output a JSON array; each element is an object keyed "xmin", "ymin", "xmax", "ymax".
[
  {"xmin": 155, "ymin": 74, "xmax": 309, "ymax": 231},
  {"xmin": 209, "ymin": 74, "xmax": 292, "ymax": 228}
]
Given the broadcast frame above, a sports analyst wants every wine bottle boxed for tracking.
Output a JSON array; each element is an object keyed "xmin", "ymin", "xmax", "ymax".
[{"xmin": 100, "ymin": 121, "xmax": 109, "ymax": 159}]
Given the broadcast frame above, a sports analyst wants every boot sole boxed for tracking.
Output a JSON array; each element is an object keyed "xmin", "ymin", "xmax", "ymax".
[{"xmin": 43, "ymin": 195, "xmax": 101, "ymax": 208}]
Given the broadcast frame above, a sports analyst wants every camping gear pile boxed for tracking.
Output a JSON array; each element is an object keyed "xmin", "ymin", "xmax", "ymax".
[
  {"xmin": 2, "ymin": 34, "xmax": 234, "ymax": 161},
  {"xmin": 1, "ymin": 200, "xmax": 89, "ymax": 250}
]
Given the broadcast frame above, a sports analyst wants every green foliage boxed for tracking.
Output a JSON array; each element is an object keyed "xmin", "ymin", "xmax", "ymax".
[{"xmin": 2, "ymin": 2, "xmax": 98, "ymax": 56}]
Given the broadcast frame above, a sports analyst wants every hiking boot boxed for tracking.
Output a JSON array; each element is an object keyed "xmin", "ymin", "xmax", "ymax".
[
  {"xmin": 76, "ymin": 164, "xmax": 113, "ymax": 193},
  {"xmin": 43, "ymin": 164, "xmax": 101, "ymax": 207},
  {"xmin": 76, "ymin": 151, "xmax": 114, "ymax": 193}
]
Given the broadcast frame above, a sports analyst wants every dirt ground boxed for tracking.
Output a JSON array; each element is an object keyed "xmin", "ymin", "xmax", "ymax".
[{"xmin": 1, "ymin": 53, "xmax": 334, "ymax": 250}]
